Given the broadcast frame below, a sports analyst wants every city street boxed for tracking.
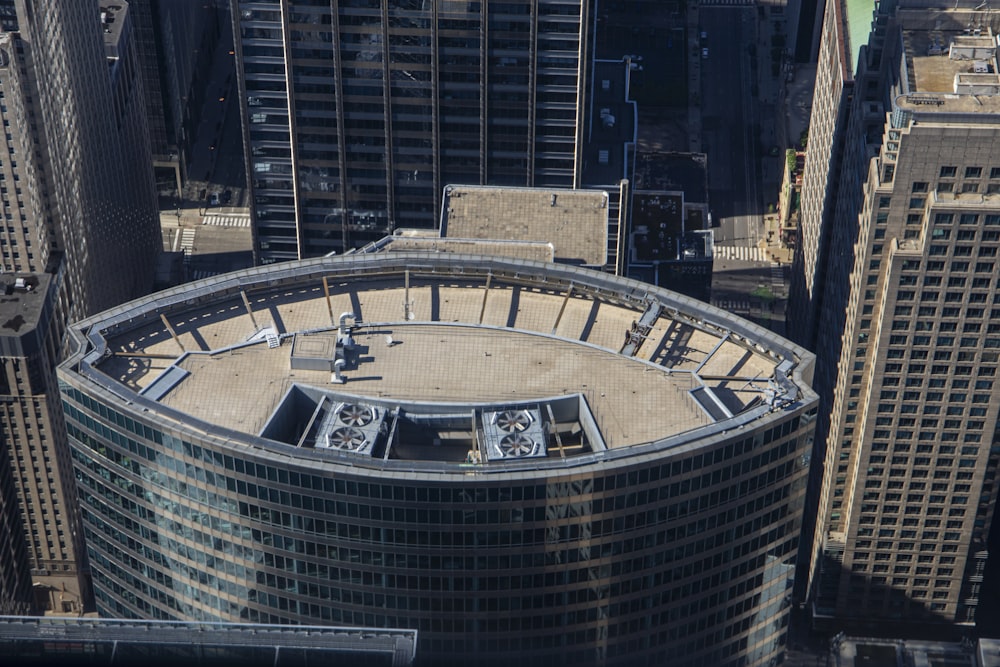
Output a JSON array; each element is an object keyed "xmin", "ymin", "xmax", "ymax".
[
  {"xmin": 700, "ymin": 7, "xmax": 764, "ymax": 245},
  {"xmin": 159, "ymin": 7, "xmax": 252, "ymax": 284},
  {"xmin": 700, "ymin": 6, "xmax": 794, "ymax": 335}
]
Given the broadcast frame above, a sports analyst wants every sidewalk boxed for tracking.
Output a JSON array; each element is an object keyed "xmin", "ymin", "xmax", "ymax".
[{"xmin": 762, "ymin": 213, "xmax": 794, "ymax": 264}]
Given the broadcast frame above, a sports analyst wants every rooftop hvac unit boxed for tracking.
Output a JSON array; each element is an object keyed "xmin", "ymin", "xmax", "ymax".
[
  {"xmin": 482, "ymin": 407, "xmax": 547, "ymax": 461},
  {"xmin": 315, "ymin": 402, "xmax": 384, "ymax": 456}
]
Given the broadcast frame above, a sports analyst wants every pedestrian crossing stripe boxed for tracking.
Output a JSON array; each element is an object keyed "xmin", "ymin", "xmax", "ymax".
[
  {"xmin": 202, "ymin": 214, "xmax": 251, "ymax": 227},
  {"xmin": 193, "ymin": 270, "xmax": 219, "ymax": 280},
  {"xmin": 700, "ymin": 0, "xmax": 753, "ymax": 5},
  {"xmin": 713, "ymin": 245, "xmax": 768, "ymax": 263},
  {"xmin": 712, "ymin": 299, "xmax": 751, "ymax": 313}
]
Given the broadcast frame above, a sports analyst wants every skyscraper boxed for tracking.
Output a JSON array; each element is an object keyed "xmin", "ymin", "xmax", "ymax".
[
  {"xmin": 788, "ymin": 0, "xmax": 857, "ymax": 350},
  {"xmin": 0, "ymin": 0, "xmax": 161, "ymax": 613},
  {"xmin": 232, "ymin": 0, "xmax": 594, "ymax": 262},
  {"xmin": 803, "ymin": 1, "xmax": 1000, "ymax": 629},
  {"xmin": 59, "ymin": 250, "xmax": 818, "ymax": 667}
]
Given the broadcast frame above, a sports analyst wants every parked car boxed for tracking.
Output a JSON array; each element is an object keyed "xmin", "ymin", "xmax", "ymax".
[{"xmin": 209, "ymin": 192, "xmax": 220, "ymax": 206}]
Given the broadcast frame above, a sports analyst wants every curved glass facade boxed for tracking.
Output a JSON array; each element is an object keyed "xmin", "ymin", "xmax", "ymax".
[
  {"xmin": 61, "ymin": 382, "xmax": 814, "ymax": 666},
  {"xmin": 57, "ymin": 253, "xmax": 817, "ymax": 666}
]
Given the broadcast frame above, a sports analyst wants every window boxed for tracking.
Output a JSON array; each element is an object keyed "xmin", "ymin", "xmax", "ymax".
[
  {"xmin": 909, "ymin": 197, "xmax": 925, "ymax": 209},
  {"xmin": 965, "ymin": 166, "xmax": 983, "ymax": 178},
  {"xmin": 912, "ymin": 182, "xmax": 928, "ymax": 193},
  {"xmin": 940, "ymin": 166, "xmax": 957, "ymax": 177}
]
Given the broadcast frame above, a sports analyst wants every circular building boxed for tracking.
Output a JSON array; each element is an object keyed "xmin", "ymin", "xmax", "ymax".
[{"xmin": 59, "ymin": 252, "xmax": 817, "ymax": 667}]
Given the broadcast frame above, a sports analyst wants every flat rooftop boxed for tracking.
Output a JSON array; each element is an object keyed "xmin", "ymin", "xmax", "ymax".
[
  {"xmin": 0, "ymin": 615, "xmax": 417, "ymax": 666},
  {"xmin": 896, "ymin": 11, "xmax": 1000, "ymax": 114},
  {"xmin": 0, "ymin": 273, "xmax": 50, "ymax": 342},
  {"xmin": 100, "ymin": 0, "xmax": 127, "ymax": 53},
  {"xmin": 830, "ymin": 635, "xmax": 994, "ymax": 667},
  {"xmin": 440, "ymin": 186, "xmax": 609, "ymax": 267},
  {"xmin": 64, "ymin": 253, "xmax": 813, "ymax": 470}
]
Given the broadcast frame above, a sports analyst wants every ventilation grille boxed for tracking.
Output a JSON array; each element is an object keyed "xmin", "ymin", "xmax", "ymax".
[
  {"xmin": 482, "ymin": 407, "xmax": 547, "ymax": 461},
  {"xmin": 326, "ymin": 427, "xmax": 367, "ymax": 452},
  {"xmin": 315, "ymin": 402, "xmax": 384, "ymax": 456},
  {"xmin": 337, "ymin": 404, "xmax": 374, "ymax": 427}
]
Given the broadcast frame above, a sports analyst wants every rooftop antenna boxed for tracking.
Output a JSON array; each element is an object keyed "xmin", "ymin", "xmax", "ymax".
[{"xmin": 740, "ymin": 372, "xmax": 763, "ymax": 393}]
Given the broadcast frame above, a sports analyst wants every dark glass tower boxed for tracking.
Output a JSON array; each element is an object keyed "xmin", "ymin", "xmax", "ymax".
[{"xmin": 232, "ymin": 0, "xmax": 592, "ymax": 262}]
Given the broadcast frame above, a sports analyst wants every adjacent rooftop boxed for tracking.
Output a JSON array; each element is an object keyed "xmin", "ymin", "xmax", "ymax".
[
  {"xmin": 896, "ymin": 10, "xmax": 1000, "ymax": 113},
  {"xmin": 440, "ymin": 186, "xmax": 609, "ymax": 267}
]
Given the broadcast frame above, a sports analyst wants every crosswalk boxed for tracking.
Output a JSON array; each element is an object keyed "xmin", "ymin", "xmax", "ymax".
[
  {"xmin": 771, "ymin": 263, "xmax": 785, "ymax": 294},
  {"xmin": 713, "ymin": 244, "xmax": 769, "ymax": 263},
  {"xmin": 202, "ymin": 213, "xmax": 251, "ymax": 227},
  {"xmin": 179, "ymin": 229, "xmax": 196, "ymax": 255},
  {"xmin": 712, "ymin": 299, "xmax": 751, "ymax": 313},
  {"xmin": 700, "ymin": 0, "xmax": 754, "ymax": 5},
  {"xmin": 191, "ymin": 270, "xmax": 220, "ymax": 281}
]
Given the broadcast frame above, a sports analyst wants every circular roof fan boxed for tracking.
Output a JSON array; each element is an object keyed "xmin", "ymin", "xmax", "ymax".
[
  {"xmin": 338, "ymin": 404, "xmax": 374, "ymax": 427},
  {"xmin": 328, "ymin": 427, "xmax": 367, "ymax": 451},
  {"xmin": 499, "ymin": 433, "xmax": 536, "ymax": 457},
  {"xmin": 495, "ymin": 410, "xmax": 532, "ymax": 433}
]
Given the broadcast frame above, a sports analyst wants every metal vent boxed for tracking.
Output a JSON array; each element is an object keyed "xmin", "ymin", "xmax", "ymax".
[
  {"xmin": 499, "ymin": 433, "xmax": 539, "ymax": 457},
  {"xmin": 326, "ymin": 427, "xmax": 367, "ymax": 451},
  {"xmin": 481, "ymin": 406, "xmax": 547, "ymax": 461},
  {"xmin": 313, "ymin": 401, "xmax": 385, "ymax": 456},
  {"xmin": 494, "ymin": 409, "xmax": 533, "ymax": 433},
  {"xmin": 337, "ymin": 404, "xmax": 374, "ymax": 427}
]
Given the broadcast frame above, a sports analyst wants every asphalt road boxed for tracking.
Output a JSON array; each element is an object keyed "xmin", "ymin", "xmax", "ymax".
[
  {"xmin": 158, "ymin": 8, "xmax": 253, "ymax": 286},
  {"xmin": 700, "ymin": 7, "xmax": 792, "ymax": 336},
  {"xmin": 700, "ymin": 7, "xmax": 764, "ymax": 247}
]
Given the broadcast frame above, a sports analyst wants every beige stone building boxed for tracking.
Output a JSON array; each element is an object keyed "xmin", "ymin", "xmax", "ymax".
[{"xmin": 806, "ymin": 2, "xmax": 1000, "ymax": 629}]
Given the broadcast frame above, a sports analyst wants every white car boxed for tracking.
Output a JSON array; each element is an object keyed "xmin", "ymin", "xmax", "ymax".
[{"xmin": 702, "ymin": 48, "xmax": 709, "ymax": 59}]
